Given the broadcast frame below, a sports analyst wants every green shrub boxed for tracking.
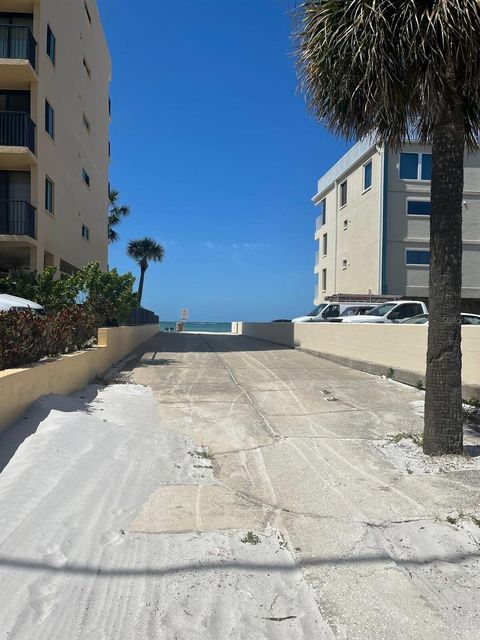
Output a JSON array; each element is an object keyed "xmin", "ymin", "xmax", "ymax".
[
  {"xmin": 0, "ymin": 267, "xmax": 81, "ymax": 311},
  {"xmin": 0, "ymin": 262, "xmax": 137, "ymax": 326},
  {"xmin": 78, "ymin": 263, "xmax": 137, "ymax": 326},
  {"xmin": 0, "ymin": 307, "xmax": 97, "ymax": 371}
]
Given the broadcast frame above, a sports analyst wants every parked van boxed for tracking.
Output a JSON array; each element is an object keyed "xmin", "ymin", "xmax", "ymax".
[{"xmin": 291, "ymin": 302, "xmax": 376, "ymax": 323}]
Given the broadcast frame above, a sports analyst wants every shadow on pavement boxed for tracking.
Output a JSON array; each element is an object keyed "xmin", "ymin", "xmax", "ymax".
[{"xmin": 0, "ymin": 548, "xmax": 479, "ymax": 578}]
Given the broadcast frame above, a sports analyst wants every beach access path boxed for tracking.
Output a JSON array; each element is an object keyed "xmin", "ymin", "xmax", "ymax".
[{"xmin": 0, "ymin": 331, "xmax": 479, "ymax": 639}]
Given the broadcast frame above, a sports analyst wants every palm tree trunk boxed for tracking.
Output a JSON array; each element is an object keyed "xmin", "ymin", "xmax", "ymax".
[
  {"xmin": 137, "ymin": 265, "xmax": 147, "ymax": 307},
  {"xmin": 423, "ymin": 97, "xmax": 465, "ymax": 456}
]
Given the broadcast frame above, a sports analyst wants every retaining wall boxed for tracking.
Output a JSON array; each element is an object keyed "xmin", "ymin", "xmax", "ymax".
[
  {"xmin": 234, "ymin": 322, "xmax": 480, "ymax": 399},
  {"xmin": 0, "ymin": 324, "xmax": 159, "ymax": 430}
]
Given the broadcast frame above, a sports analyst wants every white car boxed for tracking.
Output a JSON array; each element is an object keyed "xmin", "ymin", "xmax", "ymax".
[
  {"xmin": 402, "ymin": 312, "xmax": 480, "ymax": 326},
  {"xmin": 340, "ymin": 300, "xmax": 428, "ymax": 324},
  {"xmin": 292, "ymin": 302, "xmax": 376, "ymax": 323},
  {"xmin": 0, "ymin": 294, "xmax": 45, "ymax": 314}
]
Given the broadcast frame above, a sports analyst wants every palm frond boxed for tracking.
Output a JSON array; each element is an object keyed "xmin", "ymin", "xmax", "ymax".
[{"xmin": 294, "ymin": 0, "xmax": 480, "ymax": 150}]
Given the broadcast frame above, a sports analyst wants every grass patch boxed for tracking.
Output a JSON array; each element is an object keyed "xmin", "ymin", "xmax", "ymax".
[
  {"xmin": 390, "ymin": 432, "xmax": 423, "ymax": 447},
  {"xmin": 387, "ymin": 368, "xmax": 395, "ymax": 380},
  {"xmin": 471, "ymin": 515, "xmax": 480, "ymax": 527},
  {"xmin": 190, "ymin": 447, "xmax": 214, "ymax": 460},
  {"xmin": 446, "ymin": 515, "xmax": 459, "ymax": 525},
  {"xmin": 241, "ymin": 531, "xmax": 261, "ymax": 545},
  {"xmin": 415, "ymin": 380, "xmax": 424, "ymax": 390}
]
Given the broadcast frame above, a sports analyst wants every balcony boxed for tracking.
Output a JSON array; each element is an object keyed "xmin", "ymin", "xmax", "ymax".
[
  {"xmin": 0, "ymin": 112, "xmax": 36, "ymax": 169},
  {"xmin": 0, "ymin": 200, "xmax": 36, "ymax": 238},
  {"xmin": 0, "ymin": 25, "xmax": 37, "ymax": 85}
]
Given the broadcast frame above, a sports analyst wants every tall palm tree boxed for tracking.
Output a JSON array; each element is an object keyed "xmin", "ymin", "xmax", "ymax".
[
  {"xmin": 126, "ymin": 237, "xmax": 165, "ymax": 306},
  {"xmin": 294, "ymin": 1, "xmax": 480, "ymax": 456},
  {"xmin": 108, "ymin": 189, "xmax": 130, "ymax": 243}
]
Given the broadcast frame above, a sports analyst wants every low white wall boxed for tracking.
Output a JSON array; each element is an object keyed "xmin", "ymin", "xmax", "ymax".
[
  {"xmin": 237, "ymin": 322, "xmax": 480, "ymax": 399},
  {"xmin": 0, "ymin": 324, "xmax": 159, "ymax": 430}
]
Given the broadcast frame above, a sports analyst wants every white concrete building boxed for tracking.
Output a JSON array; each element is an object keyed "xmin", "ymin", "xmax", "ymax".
[
  {"xmin": 0, "ymin": 0, "xmax": 111, "ymax": 276},
  {"xmin": 313, "ymin": 139, "xmax": 480, "ymax": 310}
]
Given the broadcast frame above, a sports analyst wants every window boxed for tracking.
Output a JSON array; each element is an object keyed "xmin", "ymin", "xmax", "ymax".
[
  {"xmin": 340, "ymin": 180, "xmax": 348, "ymax": 207},
  {"xmin": 323, "ymin": 304, "xmax": 340, "ymax": 318},
  {"xmin": 45, "ymin": 100, "xmax": 54, "ymax": 139},
  {"xmin": 83, "ymin": 57, "xmax": 91, "ymax": 78},
  {"xmin": 363, "ymin": 160, "xmax": 372, "ymax": 191},
  {"xmin": 82, "ymin": 169, "xmax": 90, "ymax": 187},
  {"xmin": 81, "ymin": 224, "xmax": 90, "ymax": 241},
  {"xmin": 343, "ymin": 219, "xmax": 348, "ymax": 230},
  {"xmin": 391, "ymin": 303, "xmax": 425, "ymax": 320},
  {"xmin": 83, "ymin": 113, "xmax": 91, "ymax": 133},
  {"xmin": 321, "ymin": 268, "xmax": 327, "ymax": 292},
  {"xmin": 45, "ymin": 176, "xmax": 54, "ymax": 213},
  {"xmin": 399, "ymin": 152, "xmax": 432, "ymax": 180},
  {"xmin": 406, "ymin": 249, "xmax": 430, "ymax": 266},
  {"xmin": 84, "ymin": 1, "xmax": 92, "ymax": 24},
  {"xmin": 407, "ymin": 200, "xmax": 431, "ymax": 216},
  {"xmin": 318, "ymin": 198, "xmax": 326, "ymax": 226},
  {"xmin": 46, "ymin": 25, "xmax": 56, "ymax": 65},
  {"xmin": 342, "ymin": 259, "xmax": 347, "ymax": 270},
  {"xmin": 322, "ymin": 233, "xmax": 328, "ymax": 256}
]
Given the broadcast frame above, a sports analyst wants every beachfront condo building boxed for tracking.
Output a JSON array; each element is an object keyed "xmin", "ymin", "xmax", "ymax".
[
  {"xmin": 313, "ymin": 138, "xmax": 480, "ymax": 310},
  {"xmin": 0, "ymin": 0, "xmax": 111, "ymax": 277}
]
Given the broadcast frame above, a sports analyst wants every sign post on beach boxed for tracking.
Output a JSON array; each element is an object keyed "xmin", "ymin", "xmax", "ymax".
[{"xmin": 177, "ymin": 308, "xmax": 189, "ymax": 332}]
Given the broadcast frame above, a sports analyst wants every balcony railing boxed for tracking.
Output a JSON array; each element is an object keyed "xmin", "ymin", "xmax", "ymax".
[
  {"xmin": 0, "ymin": 25, "xmax": 36, "ymax": 69},
  {"xmin": 0, "ymin": 112, "xmax": 36, "ymax": 153},
  {"xmin": 0, "ymin": 200, "xmax": 36, "ymax": 238}
]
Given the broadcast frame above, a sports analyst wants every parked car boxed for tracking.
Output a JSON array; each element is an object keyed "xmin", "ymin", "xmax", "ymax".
[
  {"xmin": 0, "ymin": 294, "xmax": 45, "ymax": 314},
  {"xmin": 292, "ymin": 301, "xmax": 376, "ymax": 323},
  {"xmin": 402, "ymin": 312, "xmax": 480, "ymax": 325},
  {"xmin": 340, "ymin": 300, "xmax": 428, "ymax": 324}
]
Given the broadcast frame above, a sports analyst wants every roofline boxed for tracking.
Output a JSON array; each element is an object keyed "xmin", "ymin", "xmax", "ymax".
[{"xmin": 312, "ymin": 136, "xmax": 379, "ymax": 203}]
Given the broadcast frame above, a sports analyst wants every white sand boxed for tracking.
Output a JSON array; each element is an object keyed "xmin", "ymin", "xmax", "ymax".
[{"xmin": 0, "ymin": 384, "xmax": 332, "ymax": 639}]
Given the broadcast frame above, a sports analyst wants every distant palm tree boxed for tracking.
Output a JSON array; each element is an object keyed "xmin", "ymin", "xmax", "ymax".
[
  {"xmin": 127, "ymin": 237, "xmax": 165, "ymax": 306},
  {"xmin": 294, "ymin": 1, "xmax": 480, "ymax": 456},
  {"xmin": 108, "ymin": 189, "xmax": 130, "ymax": 243}
]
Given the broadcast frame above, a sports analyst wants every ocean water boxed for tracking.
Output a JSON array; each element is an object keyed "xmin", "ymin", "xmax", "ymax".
[{"xmin": 159, "ymin": 321, "xmax": 232, "ymax": 333}]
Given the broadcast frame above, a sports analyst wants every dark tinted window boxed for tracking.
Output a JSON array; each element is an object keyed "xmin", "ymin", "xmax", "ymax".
[
  {"xmin": 45, "ymin": 176, "xmax": 54, "ymax": 213},
  {"xmin": 421, "ymin": 154, "xmax": 432, "ymax": 180},
  {"xmin": 407, "ymin": 200, "xmax": 431, "ymax": 216},
  {"xmin": 394, "ymin": 304, "xmax": 422, "ymax": 320},
  {"xmin": 45, "ymin": 100, "xmax": 54, "ymax": 138},
  {"xmin": 323, "ymin": 304, "xmax": 340, "ymax": 318},
  {"xmin": 406, "ymin": 250, "xmax": 430, "ymax": 265},
  {"xmin": 47, "ymin": 25, "xmax": 55, "ymax": 64},
  {"xmin": 400, "ymin": 153, "xmax": 418, "ymax": 179}
]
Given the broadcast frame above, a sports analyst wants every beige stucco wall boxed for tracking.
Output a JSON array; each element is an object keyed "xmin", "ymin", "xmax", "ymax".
[
  {"xmin": 0, "ymin": 0, "xmax": 111, "ymax": 273},
  {"xmin": 314, "ymin": 147, "xmax": 383, "ymax": 304},
  {"xmin": 0, "ymin": 324, "xmax": 158, "ymax": 430},
  {"xmin": 237, "ymin": 322, "xmax": 480, "ymax": 399}
]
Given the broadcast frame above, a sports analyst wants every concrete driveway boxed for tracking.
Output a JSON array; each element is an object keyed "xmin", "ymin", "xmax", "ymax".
[
  {"xmin": 0, "ymin": 331, "xmax": 479, "ymax": 639},
  {"xmin": 132, "ymin": 332, "xmax": 480, "ymax": 639}
]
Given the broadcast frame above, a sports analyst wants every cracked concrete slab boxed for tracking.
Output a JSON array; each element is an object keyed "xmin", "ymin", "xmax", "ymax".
[
  {"xmin": 127, "ymin": 332, "xmax": 480, "ymax": 639},
  {"xmin": 2, "ymin": 331, "xmax": 478, "ymax": 639},
  {"xmin": 131, "ymin": 484, "xmax": 271, "ymax": 534}
]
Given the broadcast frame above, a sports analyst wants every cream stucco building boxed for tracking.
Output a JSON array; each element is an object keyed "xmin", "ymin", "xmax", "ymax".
[
  {"xmin": 313, "ymin": 138, "xmax": 480, "ymax": 310},
  {"xmin": 0, "ymin": 0, "xmax": 111, "ymax": 276}
]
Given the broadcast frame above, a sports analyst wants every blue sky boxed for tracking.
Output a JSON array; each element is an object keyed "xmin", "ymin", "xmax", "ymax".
[{"xmin": 98, "ymin": 0, "xmax": 349, "ymax": 321}]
